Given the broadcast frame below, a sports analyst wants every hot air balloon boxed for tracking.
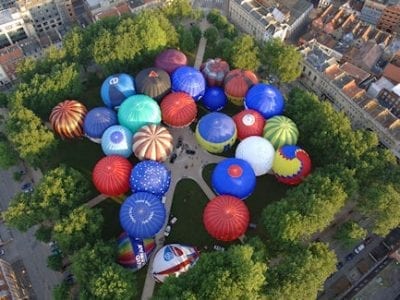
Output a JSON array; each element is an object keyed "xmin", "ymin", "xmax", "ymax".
[
  {"xmin": 130, "ymin": 160, "xmax": 171, "ymax": 196},
  {"xmin": 101, "ymin": 125, "xmax": 133, "ymax": 158},
  {"xmin": 117, "ymin": 232, "xmax": 156, "ymax": 271},
  {"xmin": 152, "ymin": 244, "xmax": 199, "ymax": 283},
  {"xmin": 263, "ymin": 116, "xmax": 299, "ymax": 149},
  {"xmin": 133, "ymin": 125, "xmax": 173, "ymax": 162},
  {"xmin": 135, "ymin": 68, "xmax": 171, "ymax": 102},
  {"xmin": 272, "ymin": 145, "xmax": 312, "ymax": 185},
  {"xmin": 235, "ymin": 136, "xmax": 275, "ymax": 176},
  {"xmin": 83, "ymin": 107, "xmax": 118, "ymax": 143},
  {"xmin": 118, "ymin": 95, "xmax": 161, "ymax": 134},
  {"xmin": 119, "ymin": 192, "xmax": 166, "ymax": 239},
  {"xmin": 201, "ymin": 86, "xmax": 227, "ymax": 111},
  {"xmin": 171, "ymin": 66, "xmax": 206, "ymax": 101},
  {"xmin": 203, "ymin": 195, "xmax": 250, "ymax": 241},
  {"xmin": 101, "ymin": 73, "xmax": 136, "ymax": 109},
  {"xmin": 50, "ymin": 100, "xmax": 87, "ymax": 139},
  {"xmin": 155, "ymin": 49, "xmax": 188, "ymax": 74},
  {"xmin": 195, "ymin": 112, "xmax": 237, "ymax": 153},
  {"xmin": 160, "ymin": 92, "xmax": 197, "ymax": 128},
  {"xmin": 92, "ymin": 155, "xmax": 132, "ymax": 196},
  {"xmin": 232, "ymin": 109, "xmax": 265, "ymax": 141},
  {"xmin": 211, "ymin": 158, "xmax": 256, "ymax": 200},
  {"xmin": 244, "ymin": 84, "xmax": 285, "ymax": 119},
  {"xmin": 201, "ymin": 58, "xmax": 230, "ymax": 86},
  {"xmin": 224, "ymin": 69, "xmax": 258, "ymax": 106}
]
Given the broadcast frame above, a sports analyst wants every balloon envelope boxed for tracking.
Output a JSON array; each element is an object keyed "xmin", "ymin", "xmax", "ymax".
[
  {"xmin": 119, "ymin": 192, "xmax": 166, "ymax": 239},
  {"xmin": 84, "ymin": 107, "xmax": 118, "ymax": 143},
  {"xmin": 50, "ymin": 100, "xmax": 87, "ymax": 139},
  {"xmin": 201, "ymin": 58, "xmax": 230, "ymax": 86},
  {"xmin": 202, "ymin": 86, "xmax": 227, "ymax": 111},
  {"xmin": 117, "ymin": 232, "xmax": 156, "ymax": 271},
  {"xmin": 155, "ymin": 49, "xmax": 188, "ymax": 74},
  {"xmin": 235, "ymin": 136, "xmax": 275, "ymax": 176},
  {"xmin": 135, "ymin": 68, "xmax": 171, "ymax": 102},
  {"xmin": 101, "ymin": 125, "xmax": 133, "ymax": 158},
  {"xmin": 233, "ymin": 109, "xmax": 265, "ymax": 141},
  {"xmin": 130, "ymin": 160, "xmax": 171, "ymax": 196},
  {"xmin": 224, "ymin": 69, "xmax": 258, "ymax": 106},
  {"xmin": 133, "ymin": 124, "xmax": 173, "ymax": 162},
  {"xmin": 92, "ymin": 155, "xmax": 132, "ymax": 196},
  {"xmin": 212, "ymin": 158, "xmax": 256, "ymax": 199},
  {"xmin": 263, "ymin": 115, "xmax": 299, "ymax": 149},
  {"xmin": 244, "ymin": 84, "xmax": 285, "ymax": 119},
  {"xmin": 118, "ymin": 95, "xmax": 161, "ymax": 134},
  {"xmin": 160, "ymin": 92, "xmax": 197, "ymax": 128},
  {"xmin": 272, "ymin": 145, "xmax": 312, "ymax": 185},
  {"xmin": 203, "ymin": 195, "xmax": 250, "ymax": 241},
  {"xmin": 171, "ymin": 66, "xmax": 206, "ymax": 101},
  {"xmin": 152, "ymin": 244, "xmax": 199, "ymax": 283},
  {"xmin": 101, "ymin": 73, "xmax": 136, "ymax": 109}
]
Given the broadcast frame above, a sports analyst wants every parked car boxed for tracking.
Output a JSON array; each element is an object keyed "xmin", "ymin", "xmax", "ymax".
[
  {"xmin": 164, "ymin": 225, "xmax": 171, "ymax": 237},
  {"xmin": 169, "ymin": 153, "xmax": 177, "ymax": 163},
  {"xmin": 169, "ymin": 217, "xmax": 178, "ymax": 225},
  {"xmin": 354, "ymin": 243, "xmax": 366, "ymax": 254},
  {"xmin": 185, "ymin": 149, "xmax": 196, "ymax": 155},
  {"xmin": 346, "ymin": 253, "xmax": 355, "ymax": 261},
  {"xmin": 0, "ymin": 249, "xmax": 4, "ymax": 256},
  {"xmin": 21, "ymin": 183, "xmax": 34, "ymax": 193}
]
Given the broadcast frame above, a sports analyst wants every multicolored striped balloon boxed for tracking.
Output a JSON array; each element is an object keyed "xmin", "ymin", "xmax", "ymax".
[
  {"xmin": 133, "ymin": 125, "xmax": 173, "ymax": 162},
  {"xmin": 263, "ymin": 116, "xmax": 299, "ymax": 149},
  {"xmin": 50, "ymin": 100, "xmax": 87, "ymax": 139}
]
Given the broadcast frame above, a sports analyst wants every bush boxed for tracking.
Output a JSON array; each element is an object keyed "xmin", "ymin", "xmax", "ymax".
[
  {"xmin": 53, "ymin": 282, "xmax": 70, "ymax": 300},
  {"xmin": 35, "ymin": 225, "xmax": 53, "ymax": 243},
  {"xmin": 47, "ymin": 254, "xmax": 63, "ymax": 271}
]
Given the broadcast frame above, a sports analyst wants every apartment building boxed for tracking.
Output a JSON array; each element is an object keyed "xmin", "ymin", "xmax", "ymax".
[{"xmin": 377, "ymin": 4, "xmax": 400, "ymax": 34}]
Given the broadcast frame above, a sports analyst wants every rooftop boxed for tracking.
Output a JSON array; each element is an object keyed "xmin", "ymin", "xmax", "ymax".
[
  {"xmin": 383, "ymin": 63, "xmax": 400, "ymax": 84},
  {"xmin": 340, "ymin": 62, "xmax": 371, "ymax": 84}
]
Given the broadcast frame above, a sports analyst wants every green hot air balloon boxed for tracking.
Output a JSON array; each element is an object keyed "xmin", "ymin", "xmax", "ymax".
[{"xmin": 263, "ymin": 116, "xmax": 299, "ymax": 149}]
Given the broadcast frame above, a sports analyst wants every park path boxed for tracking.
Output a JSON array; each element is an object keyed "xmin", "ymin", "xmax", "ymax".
[{"xmin": 193, "ymin": 18, "xmax": 210, "ymax": 69}]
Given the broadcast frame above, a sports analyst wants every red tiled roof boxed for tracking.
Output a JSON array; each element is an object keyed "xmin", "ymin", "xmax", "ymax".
[{"xmin": 383, "ymin": 63, "xmax": 400, "ymax": 84}]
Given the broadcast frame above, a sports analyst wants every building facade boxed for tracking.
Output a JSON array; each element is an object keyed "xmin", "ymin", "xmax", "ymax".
[
  {"xmin": 0, "ymin": 8, "xmax": 32, "ymax": 49},
  {"xmin": 0, "ymin": 259, "xmax": 27, "ymax": 299},
  {"xmin": 377, "ymin": 5, "xmax": 400, "ymax": 34},
  {"xmin": 360, "ymin": 0, "xmax": 387, "ymax": 25}
]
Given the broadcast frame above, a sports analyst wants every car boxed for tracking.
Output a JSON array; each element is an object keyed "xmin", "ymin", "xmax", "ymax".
[
  {"xmin": 164, "ymin": 225, "xmax": 171, "ymax": 237},
  {"xmin": 169, "ymin": 217, "xmax": 178, "ymax": 225},
  {"xmin": 185, "ymin": 149, "xmax": 196, "ymax": 155},
  {"xmin": 364, "ymin": 236, "xmax": 373, "ymax": 245},
  {"xmin": 353, "ymin": 243, "xmax": 366, "ymax": 254},
  {"xmin": 346, "ymin": 253, "xmax": 355, "ymax": 261},
  {"xmin": 64, "ymin": 273, "xmax": 75, "ymax": 285},
  {"xmin": 169, "ymin": 153, "xmax": 177, "ymax": 163},
  {"xmin": 21, "ymin": 183, "xmax": 34, "ymax": 193},
  {"xmin": 336, "ymin": 262, "xmax": 343, "ymax": 270},
  {"xmin": 0, "ymin": 249, "xmax": 4, "ymax": 256}
]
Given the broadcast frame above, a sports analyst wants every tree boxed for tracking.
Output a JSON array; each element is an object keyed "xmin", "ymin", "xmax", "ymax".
[
  {"xmin": 190, "ymin": 24, "xmax": 202, "ymax": 44},
  {"xmin": 265, "ymin": 243, "xmax": 337, "ymax": 300},
  {"xmin": 0, "ymin": 92, "xmax": 8, "ymax": 107},
  {"xmin": 53, "ymin": 282, "xmax": 70, "ymax": 300},
  {"xmin": 334, "ymin": 221, "xmax": 367, "ymax": 248},
  {"xmin": 261, "ymin": 38, "xmax": 302, "ymax": 83},
  {"xmin": 53, "ymin": 206, "xmax": 103, "ymax": 254},
  {"xmin": 358, "ymin": 183, "xmax": 400, "ymax": 236},
  {"xmin": 89, "ymin": 264, "xmax": 137, "ymax": 300},
  {"xmin": 47, "ymin": 254, "xmax": 63, "ymax": 271},
  {"xmin": 155, "ymin": 245, "xmax": 266, "ymax": 299},
  {"xmin": 231, "ymin": 35, "xmax": 261, "ymax": 71},
  {"xmin": 204, "ymin": 26, "xmax": 219, "ymax": 44},
  {"xmin": 163, "ymin": 0, "xmax": 193, "ymax": 21},
  {"xmin": 0, "ymin": 140, "xmax": 19, "ymax": 169},
  {"xmin": 3, "ymin": 192, "xmax": 38, "ymax": 231},
  {"xmin": 63, "ymin": 27, "xmax": 91, "ymax": 67},
  {"xmin": 180, "ymin": 28, "xmax": 196, "ymax": 52},
  {"xmin": 35, "ymin": 224, "xmax": 53, "ymax": 243}
]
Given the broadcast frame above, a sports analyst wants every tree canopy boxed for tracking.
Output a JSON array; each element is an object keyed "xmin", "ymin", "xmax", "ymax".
[
  {"xmin": 0, "ymin": 139, "xmax": 19, "ymax": 169},
  {"xmin": 334, "ymin": 221, "xmax": 367, "ymax": 248},
  {"xmin": 231, "ymin": 35, "xmax": 261, "ymax": 71}
]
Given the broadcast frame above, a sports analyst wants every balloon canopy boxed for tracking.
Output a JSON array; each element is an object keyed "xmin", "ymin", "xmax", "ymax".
[
  {"xmin": 133, "ymin": 124, "xmax": 173, "ymax": 162},
  {"xmin": 152, "ymin": 244, "xmax": 200, "ymax": 283},
  {"xmin": 201, "ymin": 86, "xmax": 227, "ymax": 112},
  {"xmin": 224, "ymin": 69, "xmax": 258, "ymax": 106},
  {"xmin": 201, "ymin": 58, "xmax": 230, "ymax": 86},
  {"xmin": 160, "ymin": 92, "xmax": 197, "ymax": 128},
  {"xmin": 273, "ymin": 145, "xmax": 312, "ymax": 185},
  {"xmin": 211, "ymin": 158, "xmax": 256, "ymax": 200},
  {"xmin": 171, "ymin": 66, "xmax": 206, "ymax": 101},
  {"xmin": 118, "ymin": 94, "xmax": 161, "ymax": 134},
  {"xmin": 50, "ymin": 100, "xmax": 87, "ymax": 139},
  {"xmin": 92, "ymin": 155, "xmax": 132, "ymax": 196},
  {"xmin": 244, "ymin": 84, "xmax": 285, "ymax": 119},
  {"xmin": 130, "ymin": 160, "xmax": 171, "ymax": 196},
  {"xmin": 235, "ymin": 136, "xmax": 275, "ymax": 176},
  {"xmin": 195, "ymin": 112, "xmax": 237, "ymax": 153},
  {"xmin": 84, "ymin": 107, "xmax": 118, "ymax": 143},
  {"xmin": 155, "ymin": 49, "xmax": 188, "ymax": 75},
  {"xmin": 203, "ymin": 195, "xmax": 250, "ymax": 241},
  {"xmin": 233, "ymin": 109, "xmax": 265, "ymax": 141},
  {"xmin": 101, "ymin": 125, "xmax": 133, "ymax": 158},
  {"xmin": 117, "ymin": 232, "xmax": 156, "ymax": 271},
  {"xmin": 119, "ymin": 192, "xmax": 166, "ymax": 239},
  {"xmin": 263, "ymin": 115, "xmax": 299, "ymax": 149},
  {"xmin": 135, "ymin": 68, "xmax": 171, "ymax": 102},
  {"xmin": 101, "ymin": 73, "xmax": 136, "ymax": 109}
]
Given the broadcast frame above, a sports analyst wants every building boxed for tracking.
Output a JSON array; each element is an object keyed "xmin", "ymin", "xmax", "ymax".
[
  {"xmin": 228, "ymin": 0, "xmax": 313, "ymax": 41},
  {"xmin": 377, "ymin": 85, "xmax": 400, "ymax": 118},
  {"xmin": 0, "ymin": 44, "xmax": 24, "ymax": 86},
  {"xmin": 0, "ymin": 0, "xmax": 17, "ymax": 10},
  {"xmin": 0, "ymin": 8, "xmax": 34, "ymax": 49},
  {"xmin": 377, "ymin": 4, "xmax": 400, "ymax": 34},
  {"xmin": 360, "ymin": 0, "xmax": 388, "ymax": 25},
  {"xmin": 383, "ymin": 63, "xmax": 400, "ymax": 84},
  {"xmin": 0, "ymin": 259, "xmax": 26, "ymax": 299}
]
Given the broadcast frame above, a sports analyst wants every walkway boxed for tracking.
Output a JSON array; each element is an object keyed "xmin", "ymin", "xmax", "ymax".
[
  {"xmin": 86, "ymin": 194, "xmax": 107, "ymax": 208},
  {"xmin": 193, "ymin": 18, "xmax": 210, "ymax": 70}
]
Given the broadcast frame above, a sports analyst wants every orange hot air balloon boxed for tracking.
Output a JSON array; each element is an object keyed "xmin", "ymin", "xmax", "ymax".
[
  {"xmin": 160, "ymin": 92, "xmax": 197, "ymax": 128},
  {"xmin": 50, "ymin": 100, "xmax": 87, "ymax": 139},
  {"xmin": 224, "ymin": 69, "xmax": 258, "ymax": 106}
]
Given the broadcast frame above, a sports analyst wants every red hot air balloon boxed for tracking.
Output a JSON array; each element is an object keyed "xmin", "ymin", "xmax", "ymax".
[
  {"xmin": 92, "ymin": 155, "xmax": 132, "ymax": 196},
  {"xmin": 233, "ymin": 109, "xmax": 265, "ymax": 141},
  {"xmin": 160, "ymin": 92, "xmax": 197, "ymax": 128},
  {"xmin": 201, "ymin": 58, "xmax": 230, "ymax": 86},
  {"xmin": 50, "ymin": 100, "xmax": 87, "ymax": 139},
  {"xmin": 155, "ymin": 49, "xmax": 188, "ymax": 75},
  {"xmin": 203, "ymin": 195, "xmax": 250, "ymax": 241},
  {"xmin": 224, "ymin": 69, "xmax": 258, "ymax": 106}
]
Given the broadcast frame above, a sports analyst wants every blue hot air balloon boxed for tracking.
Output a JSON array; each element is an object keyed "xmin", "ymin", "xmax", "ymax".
[
  {"xmin": 211, "ymin": 158, "xmax": 256, "ymax": 200},
  {"xmin": 201, "ymin": 86, "xmax": 227, "ymax": 111},
  {"xmin": 101, "ymin": 73, "xmax": 136, "ymax": 109},
  {"xmin": 120, "ymin": 192, "xmax": 166, "ymax": 238},
  {"xmin": 130, "ymin": 161, "xmax": 171, "ymax": 196},
  {"xmin": 244, "ymin": 83, "xmax": 285, "ymax": 119},
  {"xmin": 84, "ymin": 107, "xmax": 118, "ymax": 143},
  {"xmin": 171, "ymin": 66, "xmax": 206, "ymax": 101},
  {"xmin": 101, "ymin": 125, "xmax": 133, "ymax": 158}
]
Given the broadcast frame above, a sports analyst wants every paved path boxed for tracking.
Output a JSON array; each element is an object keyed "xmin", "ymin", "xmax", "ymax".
[
  {"xmin": 86, "ymin": 194, "xmax": 107, "ymax": 208},
  {"xmin": 193, "ymin": 18, "xmax": 210, "ymax": 70}
]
